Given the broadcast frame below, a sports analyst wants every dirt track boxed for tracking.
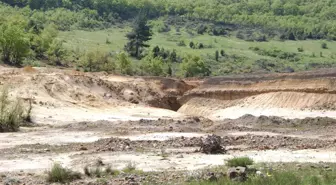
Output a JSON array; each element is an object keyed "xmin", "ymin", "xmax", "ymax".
[{"xmin": 0, "ymin": 66, "xmax": 336, "ymax": 184}]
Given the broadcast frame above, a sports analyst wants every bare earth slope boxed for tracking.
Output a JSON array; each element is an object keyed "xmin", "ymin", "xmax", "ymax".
[
  {"xmin": 0, "ymin": 66, "xmax": 336, "ymax": 184},
  {"xmin": 0, "ymin": 66, "xmax": 193, "ymax": 125},
  {"xmin": 179, "ymin": 69, "xmax": 336, "ymax": 119}
]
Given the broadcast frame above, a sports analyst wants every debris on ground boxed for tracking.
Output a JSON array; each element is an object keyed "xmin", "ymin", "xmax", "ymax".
[{"xmin": 199, "ymin": 135, "xmax": 226, "ymax": 154}]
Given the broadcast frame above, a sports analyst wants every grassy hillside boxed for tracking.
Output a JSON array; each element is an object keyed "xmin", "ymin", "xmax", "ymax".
[
  {"xmin": 58, "ymin": 25, "xmax": 336, "ymax": 75},
  {"xmin": 0, "ymin": 1, "xmax": 336, "ymax": 77}
]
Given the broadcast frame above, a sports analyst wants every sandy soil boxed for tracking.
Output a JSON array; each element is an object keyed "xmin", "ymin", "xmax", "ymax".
[{"xmin": 0, "ymin": 66, "xmax": 336, "ymax": 184}]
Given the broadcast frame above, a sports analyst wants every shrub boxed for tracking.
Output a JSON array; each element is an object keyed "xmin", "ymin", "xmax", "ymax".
[
  {"xmin": 177, "ymin": 40, "xmax": 186, "ymax": 47},
  {"xmin": 140, "ymin": 55, "xmax": 165, "ymax": 76},
  {"xmin": 47, "ymin": 163, "xmax": 81, "ymax": 183},
  {"xmin": 122, "ymin": 162, "xmax": 137, "ymax": 173},
  {"xmin": 189, "ymin": 41, "xmax": 195, "ymax": 49},
  {"xmin": 297, "ymin": 47, "xmax": 304, "ymax": 52},
  {"xmin": 0, "ymin": 87, "xmax": 25, "ymax": 132},
  {"xmin": 226, "ymin": 157, "xmax": 254, "ymax": 167},
  {"xmin": 220, "ymin": 50, "xmax": 225, "ymax": 56},
  {"xmin": 179, "ymin": 56, "xmax": 211, "ymax": 77},
  {"xmin": 116, "ymin": 52, "xmax": 133, "ymax": 75},
  {"xmin": 321, "ymin": 42, "xmax": 328, "ymax": 49}
]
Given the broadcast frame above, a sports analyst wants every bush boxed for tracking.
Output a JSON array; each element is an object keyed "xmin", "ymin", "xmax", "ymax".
[
  {"xmin": 321, "ymin": 42, "xmax": 328, "ymax": 49},
  {"xmin": 140, "ymin": 55, "xmax": 165, "ymax": 76},
  {"xmin": 297, "ymin": 47, "xmax": 304, "ymax": 52},
  {"xmin": 226, "ymin": 157, "xmax": 254, "ymax": 167},
  {"xmin": 0, "ymin": 87, "xmax": 26, "ymax": 132},
  {"xmin": 179, "ymin": 56, "xmax": 211, "ymax": 77},
  {"xmin": 47, "ymin": 163, "xmax": 81, "ymax": 183},
  {"xmin": 177, "ymin": 40, "xmax": 186, "ymax": 47},
  {"xmin": 0, "ymin": 24, "xmax": 30, "ymax": 66},
  {"xmin": 116, "ymin": 52, "xmax": 133, "ymax": 75}
]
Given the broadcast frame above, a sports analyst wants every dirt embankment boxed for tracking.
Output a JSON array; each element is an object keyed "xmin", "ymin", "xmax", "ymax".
[{"xmin": 178, "ymin": 69, "xmax": 336, "ymax": 119}]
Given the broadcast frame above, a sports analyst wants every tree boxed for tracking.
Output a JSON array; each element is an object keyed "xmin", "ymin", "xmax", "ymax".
[
  {"xmin": 169, "ymin": 50, "xmax": 177, "ymax": 62},
  {"xmin": 189, "ymin": 41, "xmax": 195, "ymax": 49},
  {"xmin": 124, "ymin": 11, "xmax": 152, "ymax": 59},
  {"xmin": 215, "ymin": 50, "xmax": 219, "ymax": 61},
  {"xmin": 152, "ymin": 46, "xmax": 160, "ymax": 57},
  {"xmin": 0, "ymin": 24, "xmax": 29, "ymax": 66},
  {"xmin": 321, "ymin": 43, "xmax": 328, "ymax": 49},
  {"xmin": 220, "ymin": 49, "xmax": 225, "ymax": 56}
]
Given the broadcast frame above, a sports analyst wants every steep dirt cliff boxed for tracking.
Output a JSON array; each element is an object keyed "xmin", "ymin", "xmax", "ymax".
[{"xmin": 179, "ymin": 69, "xmax": 336, "ymax": 119}]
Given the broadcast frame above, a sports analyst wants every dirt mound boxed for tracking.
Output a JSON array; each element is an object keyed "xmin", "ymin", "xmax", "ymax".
[
  {"xmin": 178, "ymin": 70, "xmax": 336, "ymax": 119},
  {"xmin": 0, "ymin": 67, "xmax": 192, "ymax": 112}
]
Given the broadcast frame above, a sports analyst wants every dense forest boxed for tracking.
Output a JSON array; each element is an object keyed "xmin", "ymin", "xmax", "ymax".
[
  {"xmin": 0, "ymin": 0, "xmax": 335, "ymax": 77},
  {"xmin": 2, "ymin": 0, "xmax": 336, "ymax": 40}
]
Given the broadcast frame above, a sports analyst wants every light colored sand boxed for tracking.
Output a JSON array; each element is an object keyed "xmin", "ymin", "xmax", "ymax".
[
  {"xmin": 32, "ymin": 105, "xmax": 182, "ymax": 125},
  {"xmin": 211, "ymin": 107, "xmax": 336, "ymax": 120},
  {"xmin": 119, "ymin": 132, "xmax": 206, "ymax": 141},
  {"xmin": 1, "ymin": 149, "xmax": 335, "ymax": 173}
]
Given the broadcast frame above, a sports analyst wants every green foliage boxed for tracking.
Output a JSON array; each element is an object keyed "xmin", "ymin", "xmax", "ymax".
[
  {"xmin": 0, "ymin": 87, "xmax": 25, "ymax": 132},
  {"xmin": 220, "ymin": 49, "xmax": 225, "ymax": 57},
  {"xmin": 140, "ymin": 54, "xmax": 165, "ymax": 76},
  {"xmin": 0, "ymin": 23, "xmax": 30, "ymax": 65},
  {"xmin": 187, "ymin": 169, "xmax": 336, "ymax": 185},
  {"xmin": 250, "ymin": 47, "xmax": 299, "ymax": 62},
  {"xmin": 116, "ymin": 52, "xmax": 132, "ymax": 75},
  {"xmin": 30, "ymin": 24, "xmax": 58, "ymax": 58},
  {"xmin": 47, "ymin": 163, "xmax": 81, "ymax": 183},
  {"xmin": 79, "ymin": 51, "xmax": 115, "ymax": 72},
  {"xmin": 321, "ymin": 42, "xmax": 328, "ymax": 49},
  {"xmin": 179, "ymin": 56, "xmax": 211, "ymax": 77},
  {"xmin": 215, "ymin": 50, "xmax": 219, "ymax": 61},
  {"xmin": 297, "ymin": 47, "xmax": 304, "ymax": 52},
  {"xmin": 226, "ymin": 157, "xmax": 254, "ymax": 168},
  {"xmin": 124, "ymin": 12, "xmax": 152, "ymax": 58},
  {"xmin": 2, "ymin": 0, "xmax": 336, "ymax": 40},
  {"xmin": 47, "ymin": 40, "xmax": 67, "ymax": 65},
  {"xmin": 189, "ymin": 41, "xmax": 195, "ymax": 49}
]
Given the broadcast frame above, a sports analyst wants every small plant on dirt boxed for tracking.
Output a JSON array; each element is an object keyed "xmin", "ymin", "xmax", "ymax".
[
  {"xmin": 122, "ymin": 162, "xmax": 139, "ymax": 173},
  {"xmin": 0, "ymin": 87, "xmax": 25, "ymax": 132},
  {"xmin": 226, "ymin": 157, "xmax": 254, "ymax": 167},
  {"xmin": 47, "ymin": 163, "xmax": 81, "ymax": 183},
  {"xmin": 123, "ymin": 162, "xmax": 136, "ymax": 172},
  {"xmin": 160, "ymin": 148, "xmax": 169, "ymax": 160},
  {"xmin": 84, "ymin": 164, "xmax": 119, "ymax": 177}
]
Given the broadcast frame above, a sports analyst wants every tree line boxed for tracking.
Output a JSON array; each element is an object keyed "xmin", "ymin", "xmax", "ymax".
[{"xmin": 1, "ymin": 0, "xmax": 336, "ymax": 40}]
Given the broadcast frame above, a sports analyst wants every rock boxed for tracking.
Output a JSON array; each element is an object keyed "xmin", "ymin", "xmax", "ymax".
[
  {"xmin": 256, "ymin": 171, "xmax": 265, "ymax": 177},
  {"xmin": 206, "ymin": 172, "xmax": 217, "ymax": 182},
  {"xmin": 176, "ymin": 154, "xmax": 184, "ymax": 158},
  {"xmin": 200, "ymin": 135, "xmax": 226, "ymax": 154},
  {"xmin": 227, "ymin": 167, "xmax": 247, "ymax": 182}
]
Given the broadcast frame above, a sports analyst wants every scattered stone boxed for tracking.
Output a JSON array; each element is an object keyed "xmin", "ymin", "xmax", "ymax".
[
  {"xmin": 227, "ymin": 167, "xmax": 247, "ymax": 182},
  {"xmin": 200, "ymin": 135, "xmax": 226, "ymax": 154}
]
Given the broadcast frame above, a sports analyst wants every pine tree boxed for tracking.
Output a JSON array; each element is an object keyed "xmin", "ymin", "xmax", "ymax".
[{"xmin": 124, "ymin": 11, "xmax": 152, "ymax": 59}]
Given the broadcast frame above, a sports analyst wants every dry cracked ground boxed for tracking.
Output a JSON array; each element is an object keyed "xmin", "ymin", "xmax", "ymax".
[{"xmin": 0, "ymin": 66, "xmax": 336, "ymax": 184}]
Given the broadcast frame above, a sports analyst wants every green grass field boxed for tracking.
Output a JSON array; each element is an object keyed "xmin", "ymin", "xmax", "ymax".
[{"xmin": 58, "ymin": 26, "xmax": 336, "ymax": 75}]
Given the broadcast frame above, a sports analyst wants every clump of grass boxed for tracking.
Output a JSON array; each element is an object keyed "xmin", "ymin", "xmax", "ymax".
[
  {"xmin": 226, "ymin": 157, "xmax": 254, "ymax": 167},
  {"xmin": 84, "ymin": 165, "xmax": 120, "ymax": 177},
  {"xmin": 0, "ymin": 87, "xmax": 25, "ymax": 132},
  {"xmin": 188, "ymin": 169, "xmax": 336, "ymax": 185},
  {"xmin": 47, "ymin": 163, "xmax": 81, "ymax": 183},
  {"xmin": 122, "ymin": 162, "xmax": 137, "ymax": 173}
]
